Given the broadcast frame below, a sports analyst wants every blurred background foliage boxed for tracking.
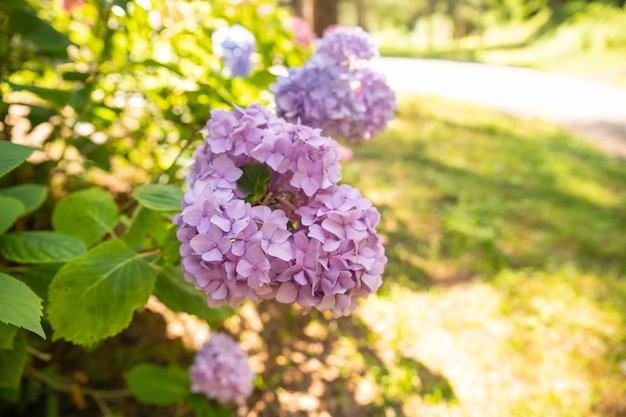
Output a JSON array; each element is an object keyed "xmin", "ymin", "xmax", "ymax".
[
  {"xmin": 334, "ymin": 0, "xmax": 626, "ymax": 85},
  {"xmin": 0, "ymin": 0, "xmax": 310, "ymax": 196}
]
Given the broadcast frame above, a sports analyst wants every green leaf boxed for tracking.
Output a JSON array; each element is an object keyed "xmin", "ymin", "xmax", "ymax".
[
  {"xmin": 0, "ymin": 196, "xmax": 25, "ymax": 235},
  {"xmin": 0, "ymin": 142, "xmax": 35, "ymax": 178},
  {"xmin": 0, "ymin": 231, "xmax": 87, "ymax": 264},
  {"xmin": 0, "ymin": 322, "xmax": 18, "ymax": 350},
  {"xmin": 123, "ymin": 207, "xmax": 165, "ymax": 249},
  {"xmin": 69, "ymin": 85, "xmax": 90, "ymax": 111},
  {"xmin": 0, "ymin": 331, "xmax": 27, "ymax": 389},
  {"xmin": 8, "ymin": 7, "xmax": 72, "ymax": 58},
  {"xmin": 23, "ymin": 264, "xmax": 61, "ymax": 305},
  {"xmin": 187, "ymin": 393, "xmax": 235, "ymax": 417},
  {"xmin": 0, "ymin": 386, "xmax": 20, "ymax": 403},
  {"xmin": 25, "ymin": 105, "xmax": 57, "ymax": 132},
  {"xmin": 51, "ymin": 188, "xmax": 118, "ymax": 247},
  {"xmin": 153, "ymin": 266, "xmax": 233, "ymax": 325},
  {"xmin": 81, "ymin": 144, "xmax": 111, "ymax": 171},
  {"xmin": 132, "ymin": 184, "xmax": 184, "ymax": 212},
  {"xmin": 8, "ymin": 83, "xmax": 72, "ymax": 110},
  {"xmin": 92, "ymin": 105, "xmax": 120, "ymax": 122},
  {"xmin": 124, "ymin": 364, "xmax": 190, "ymax": 405},
  {"xmin": 159, "ymin": 226, "xmax": 181, "ymax": 266},
  {"xmin": 237, "ymin": 163, "xmax": 271, "ymax": 203},
  {"xmin": 0, "ymin": 273, "xmax": 45, "ymax": 339},
  {"xmin": 61, "ymin": 71, "xmax": 91, "ymax": 81},
  {"xmin": 0, "ymin": 184, "xmax": 48, "ymax": 215},
  {"xmin": 47, "ymin": 240, "xmax": 156, "ymax": 345}
]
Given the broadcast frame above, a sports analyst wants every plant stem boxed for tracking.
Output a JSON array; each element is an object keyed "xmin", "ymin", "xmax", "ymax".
[
  {"xmin": 155, "ymin": 128, "xmax": 201, "ymax": 184},
  {"xmin": 26, "ymin": 367, "xmax": 131, "ymax": 401},
  {"xmin": 26, "ymin": 347, "xmax": 52, "ymax": 362},
  {"xmin": 261, "ymin": 172, "xmax": 294, "ymax": 206},
  {"xmin": 138, "ymin": 247, "xmax": 161, "ymax": 258}
]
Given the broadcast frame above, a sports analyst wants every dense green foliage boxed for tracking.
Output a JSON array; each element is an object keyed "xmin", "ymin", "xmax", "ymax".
[{"xmin": 0, "ymin": 0, "xmax": 309, "ymax": 415}]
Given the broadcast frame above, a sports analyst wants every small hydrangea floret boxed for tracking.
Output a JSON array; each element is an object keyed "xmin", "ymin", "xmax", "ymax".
[
  {"xmin": 212, "ymin": 24, "xmax": 256, "ymax": 78},
  {"xmin": 176, "ymin": 104, "xmax": 387, "ymax": 317},
  {"xmin": 189, "ymin": 332, "xmax": 255, "ymax": 405},
  {"xmin": 272, "ymin": 26, "xmax": 396, "ymax": 142}
]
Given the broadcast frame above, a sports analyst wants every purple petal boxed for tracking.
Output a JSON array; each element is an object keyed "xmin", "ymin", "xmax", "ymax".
[
  {"xmin": 276, "ymin": 282, "xmax": 298, "ymax": 303},
  {"xmin": 268, "ymin": 240, "xmax": 293, "ymax": 262}
]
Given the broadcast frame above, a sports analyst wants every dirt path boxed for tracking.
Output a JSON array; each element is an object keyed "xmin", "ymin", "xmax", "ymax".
[{"xmin": 372, "ymin": 57, "xmax": 626, "ymax": 158}]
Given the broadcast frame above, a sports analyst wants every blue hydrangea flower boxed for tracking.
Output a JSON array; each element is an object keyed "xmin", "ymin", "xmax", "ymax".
[{"xmin": 212, "ymin": 24, "xmax": 256, "ymax": 78}]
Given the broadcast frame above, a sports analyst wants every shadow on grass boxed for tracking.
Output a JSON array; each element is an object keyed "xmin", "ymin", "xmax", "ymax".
[{"xmin": 240, "ymin": 303, "xmax": 456, "ymax": 417}]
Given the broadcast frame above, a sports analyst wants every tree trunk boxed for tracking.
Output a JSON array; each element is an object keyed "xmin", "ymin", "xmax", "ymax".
[
  {"xmin": 302, "ymin": 0, "xmax": 338, "ymax": 37},
  {"xmin": 356, "ymin": 0, "xmax": 367, "ymax": 30}
]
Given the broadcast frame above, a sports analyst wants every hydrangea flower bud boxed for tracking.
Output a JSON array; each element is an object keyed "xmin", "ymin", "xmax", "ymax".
[
  {"xmin": 189, "ymin": 332, "xmax": 255, "ymax": 405},
  {"xmin": 176, "ymin": 104, "xmax": 386, "ymax": 317},
  {"xmin": 212, "ymin": 25, "xmax": 256, "ymax": 78}
]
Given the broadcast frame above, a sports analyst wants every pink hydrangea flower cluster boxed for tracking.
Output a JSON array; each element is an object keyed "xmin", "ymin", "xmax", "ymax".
[
  {"xmin": 284, "ymin": 16, "xmax": 315, "ymax": 47},
  {"xmin": 272, "ymin": 26, "xmax": 396, "ymax": 142},
  {"xmin": 176, "ymin": 104, "xmax": 386, "ymax": 317},
  {"xmin": 189, "ymin": 332, "xmax": 255, "ymax": 405}
]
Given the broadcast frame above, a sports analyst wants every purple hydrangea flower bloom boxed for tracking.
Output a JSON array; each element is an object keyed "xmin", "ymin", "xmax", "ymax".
[
  {"xmin": 315, "ymin": 26, "xmax": 379, "ymax": 64},
  {"xmin": 176, "ymin": 104, "xmax": 386, "ymax": 316},
  {"xmin": 189, "ymin": 332, "xmax": 255, "ymax": 405},
  {"xmin": 212, "ymin": 25, "xmax": 256, "ymax": 78},
  {"xmin": 272, "ymin": 26, "xmax": 396, "ymax": 142}
]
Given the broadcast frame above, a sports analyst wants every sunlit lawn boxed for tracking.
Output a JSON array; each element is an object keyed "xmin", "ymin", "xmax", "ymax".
[{"xmin": 335, "ymin": 95, "xmax": 626, "ymax": 417}]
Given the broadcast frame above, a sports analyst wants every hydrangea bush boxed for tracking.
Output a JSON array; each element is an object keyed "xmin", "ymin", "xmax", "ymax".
[
  {"xmin": 175, "ymin": 104, "xmax": 387, "ymax": 317},
  {"xmin": 272, "ymin": 26, "xmax": 397, "ymax": 141}
]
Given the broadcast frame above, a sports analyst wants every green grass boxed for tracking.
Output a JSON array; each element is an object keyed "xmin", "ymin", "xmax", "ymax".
[
  {"xmin": 338, "ymin": 95, "xmax": 626, "ymax": 416},
  {"xmin": 374, "ymin": 4, "xmax": 626, "ymax": 86}
]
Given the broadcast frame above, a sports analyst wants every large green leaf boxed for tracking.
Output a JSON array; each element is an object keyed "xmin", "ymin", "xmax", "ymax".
[
  {"xmin": 51, "ymin": 188, "xmax": 118, "ymax": 247},
  {"xmin": 47, "ymin": 240, "xmax": 156, "ymax": 345},
  {"xmin": 132, "ymin": 184, "xmax": 184, "ymax": 212},
  {"xmin": 0, "ymin": 142, "xmax": 35, "ymax": 178},
  {"xmin": 153, "ymin": 266, "xmax": 232, "ymax": 325},
  {"xmin": 124, "ymin": 364, "xmax": 190, "ymax": 405},
  {"xmin": 159, "ymin": 226, "xmax": 181, "ymax": 266},
  {"xmin": 0, "ymin": 196, "xmax": 25, "ymax": 235},
  {"xmin": 0, "ymin": 322, "xmax": 18, "ymax": 350},
  {"xmin": 0, "ymin": 184, "xmax": 48, "ymax": 215},
  {"xmin": 123, "ymin": 207, "xmax": 167, "ymax": 249},
  {"xmin": 0, "ymin": 231, "xmax": 87, "ymax": 264},
  {"xmin": 8, "ymin": 7, "xmax": 72, "ymax": 58},
  {"xmin": 0, "ymin": 331, "xmax": 27, "ymax": 389},
  {"xmin": 0, "ymin": 273, "xmax": 44, "ymax": 339}
]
